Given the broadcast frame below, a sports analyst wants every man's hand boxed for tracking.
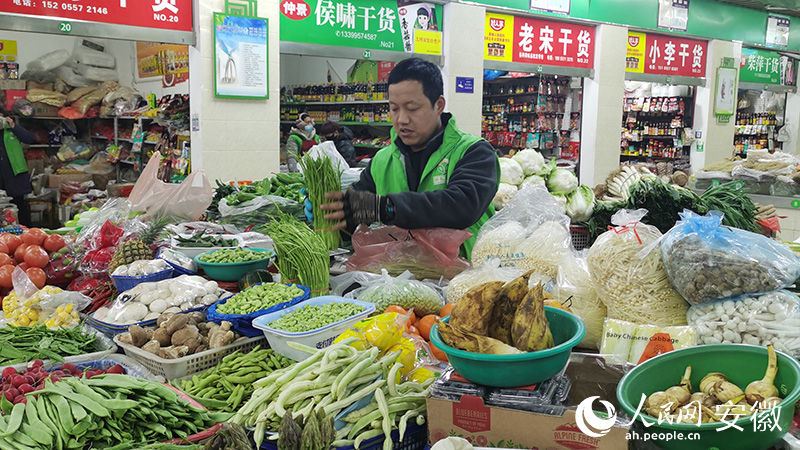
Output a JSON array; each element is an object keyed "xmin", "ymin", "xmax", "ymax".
[
  {"xmin": 320, "ymin": 189, "xmax": 382, "ymax": 231},
  {"xmin": 5, "ymin": 118, "xmax": 14, "ymax": 129}
]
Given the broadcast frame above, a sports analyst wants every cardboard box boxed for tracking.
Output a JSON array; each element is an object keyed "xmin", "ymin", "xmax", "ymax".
[
  {"xmin": 427, "ymin": 395, "xmax": 629, "ymax": 450},
  {"xmin": 32, "ymin": 102, "xmax": 60, "ymax": 118},
  {"xmin": 5, "ymin": 90, "xmax": 26, "ymax": 111},
  {"xmin": 46, "ymin": 173, "xmax": 92, "ymax": 188}
]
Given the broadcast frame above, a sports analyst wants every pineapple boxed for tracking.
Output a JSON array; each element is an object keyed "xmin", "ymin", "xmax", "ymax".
[{"xmin": 108, "ymin": 215, "xmax": 172, "ymax": 273}]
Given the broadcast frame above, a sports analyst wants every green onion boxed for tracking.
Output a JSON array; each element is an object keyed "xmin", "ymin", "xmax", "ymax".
[
  {"xmin": 298, "ymin": 152, "xmax": 342, "ymax": 251},
  {"xmin": 264, "ymin": 210, "xmax": 330, "ymax": 297}
]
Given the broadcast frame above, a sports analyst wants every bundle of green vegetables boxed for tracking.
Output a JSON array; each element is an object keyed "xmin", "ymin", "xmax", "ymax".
[
  {"xmin": 299, "ymin": 152, "xmax": 342, "ymax": 251},
  {"xmin": 0, "ymin": 325, "xmax": 98, "ymax": 365},
  {"xmin": 222, "ymin": 173, "xmax": 306, "ymax": 206},
  {"xmin": 588, "ymin": 178, "xmax": 759, "ymax": 242},
  {"xmin": 263, "ymin": 210, "xmax": 330, "ymax": 297}
]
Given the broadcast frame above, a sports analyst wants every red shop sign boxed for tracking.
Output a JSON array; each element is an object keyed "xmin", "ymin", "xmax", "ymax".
[
  {"xmin": 0, "ymin": 0, "xmax": 193, "ymax": 32},
  {"xmin": 512, "ymin": 17, "xmax": 594, "ymax": 69},
  {"xmin": 643, "ymin": 34, "xmax": 707, "ymax": 77}
]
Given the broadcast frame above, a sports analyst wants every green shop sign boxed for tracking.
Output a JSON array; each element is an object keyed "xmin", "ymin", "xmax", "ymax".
[
  {"xmin": 740, "ymin": 48, "xmax": 782, "ymax": 84},
  {"xmin": 279, "ymin": 0, "xmax": 443, "ymax": 55}
]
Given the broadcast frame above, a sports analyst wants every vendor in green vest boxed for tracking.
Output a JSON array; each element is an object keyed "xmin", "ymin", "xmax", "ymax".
[{"xmin": 320, "ymin": 58, "xmax": 500, "ymax": 260}]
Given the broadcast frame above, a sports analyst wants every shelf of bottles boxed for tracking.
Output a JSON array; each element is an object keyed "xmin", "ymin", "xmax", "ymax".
[
  {"xmin": 280, "ymin": 82, "xmax": 392, "ymax": 126},
  {"xmin": 481, "ymin": 75, "xmax": 580, "ymax": 157},
  {"xmin": 620, "ymin": 95, "xmax": 694, "ymax": 160},
  {"xmin": 734, "ymin": 112, "xmax": 779, "ymax": 157}
]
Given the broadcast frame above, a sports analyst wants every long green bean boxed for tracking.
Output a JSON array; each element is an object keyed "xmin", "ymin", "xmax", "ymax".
[
  {"xmin": 298, "ymin": 152, "xmax": 343, "ymax": 251},
  {"xmin": 264, "ymin": 210, "xmax": 330, "ymax": 297}
]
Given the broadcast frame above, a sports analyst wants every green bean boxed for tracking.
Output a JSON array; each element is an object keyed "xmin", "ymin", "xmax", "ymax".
[
  {"xmin": 268, "ymin": 302, "xmax": 366, "ymax": 332},
  {"xmin": 0, "ymin": 404, "xmax": 24, "ymax": 437},
  {"xmin": 198, "ymin": 248, "xmax": 269, "ymax": 263},
  {"xmin": 217, "ymin": 283, "xmax": 304, "ymax": 315},
  {"xmin": 263, "ymin": 210, "xmax": 329, "ymax": 297},
  {"xmin": 298, "ymin": 151, "xmax": 343, "ymax": 251}
]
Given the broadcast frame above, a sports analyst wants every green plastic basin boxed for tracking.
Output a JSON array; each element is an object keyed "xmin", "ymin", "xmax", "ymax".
[
  {"xmin": 429, "ymin": 307, "xmax": 585, "ymax": 388},
  {"xmin": 194, "ymin": 248, "xmax": 274, "ymax": 282},
  {"xmin": 617, "ymin": 344, "xmax": 800, "ymax": 450}
]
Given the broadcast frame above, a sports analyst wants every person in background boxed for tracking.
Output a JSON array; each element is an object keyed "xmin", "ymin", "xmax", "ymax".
[
  {"xmin": 0, "ymin": 113, "xmax": 34, "ymax": 227},
  {"xmin": 284, "ymin": 112, "xmax": 320, "ymax": 172},
  {"xmin": 320, "ymin": 121, "xmax": 357, "ymax": 168},
  {"xmin": 320, "ymin": 57, "xmax": 499, "ymax": 260}
]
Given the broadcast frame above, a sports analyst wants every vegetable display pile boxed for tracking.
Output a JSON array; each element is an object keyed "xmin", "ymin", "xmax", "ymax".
[
  {"xmin": 177, "ymin": 347, "xmax": 294, "ymax": 412},
  {"xmin": 0, "ymin": 374, "xmax": 229, "ymax": 449},
  {"xmin": 118, "ymin": 311, "xmax": 239, "ymax": 360},
  {"xmin": 1, "ymin": 360, "xmax": 124, "ymax": 405},
  {"xmin": 268, "ymin": 302, "xmax": 366, "ymax": 333},
  {"xmin": 231, "ymin": 339, "xmax": 431, "ymax": 447},
  {"xmin": 198, "ymin": 248, "xmax": 267, "ymax": 264},
  {"xmin": 438, "ymin": 274, "xmax": 553, "ymax": 355},
  {"xmin": 0, "ymin": 229, "xmax": 67, "ymax": 291},
  {"xmin": 357, "ymin": 273, "xmax": 443, "ymax": 317},
  {"xmin": 641, "ymin": 346, "xmax": 782, "ymax": 423},
  {"xmin": 0, "ymin": 325, "xmax": 98, "ymax": 365},
  {"xmin": 299, "ymin": 152, "xmax": 343, "ymax": 251},
  {"xmin": 174, "ymin": 233, "xmax": 238, "ymax": 248},
  {"xmin": 3, "ymin": 286, "xmax": 83, "ymax": 327},
  {"xmin": 263, "ymin": 211, "xmax": 330, "ymax": 297},
  {"xmin": 699, "ymin": 182, "xmax": 760, "ymax": 233},
  {"xmin": 221, "ymin": 173, "xmax": 306, "ymax": 206},
  {"xmin": 217, "ymin": 283, "xmax": 304, "ymax": 315}
]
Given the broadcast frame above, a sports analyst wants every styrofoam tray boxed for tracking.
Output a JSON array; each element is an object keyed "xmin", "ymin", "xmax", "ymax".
[{"xmin": 251, "ymin": 296, "xmax": 374, "ymax": 361}]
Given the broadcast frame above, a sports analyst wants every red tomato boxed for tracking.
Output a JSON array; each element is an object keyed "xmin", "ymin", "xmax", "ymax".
[
  {"xmin": 22, "ymin": 229, "xmax": 46, "ymax": 246},
  {"xmin": 0, "ymin": 235, "xmax": 21, "ymax": 254},
  {"xmin": 0, "ymin": 266, "xmax": 13, "ymax": 289},
  {"xmin": 13, "ymin": 244, "xmax": 27, "ymax": 263},
  {"xmin": 23, "ymin": 246, "xmax": 48, "ymax": 269},
  {"xmin": 0, "ymin": 254, "xmax": 12, "ymax": 267},
  {"xmin": 0, "ymin": 241, "xmax": 7, "ymax": 255},
  {"xmin": 16, "ymin": 263, "xmax": 29, "ymax": 272},
  {"xmin": 25, "ymin": 268, "xmax": 46, "ymax": 289},
  {"xmin": 43, "ymin": 234, "xmax": 66, "ymax": 254}
]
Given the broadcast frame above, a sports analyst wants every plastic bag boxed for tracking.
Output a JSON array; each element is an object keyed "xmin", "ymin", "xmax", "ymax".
[
  {"xmin": 687, "ymin": 290, "xmax": 800, "ymax": 357},
  {"xmin": 26, "ymin": 89, "xmax": 67, "ymax": 107},
  {"xmin": 129, "ymin": 151, "xmax": 213, "ymax": 221},
  {"xmin": 2, "ymin": 267, "xmax": 87, "ymax": 328},
  {"xmin": 76, "ymin": 63, "xmax": 119, "ymax": 82},
  {"xmin": 346, "ymin": 225, "xmax": 472, "ymax": 280},
  {"xmin": 217, "ymin": 195, "xmax": 304, "ymax": 231},
  {"xmin": 661, "ymin": 210, "xmax": 800, "ymax": 305},
  {"xmin": 553, "ymin": 251, "xmax": 606, "ymax": 350},
  {"xmin": 53, "ymin": 65, "xmax": 93, "ymax": 88},
  {"xmin": 74, "ymin": 198, "xmax": 131, "ymax": 248},
  {"xmin": 599, "ymin": 318, "xmax": 696, "ymax": 364},
  {"xmin": 472, "ymin": 185, "xmax": 571, "ymax": 278},
  {"xmin": 20, "ymin": 69, "xmax": 58, "ymax": 84},
  {"xmin": 73, "ymin": 82, "xmax": 119, "ymax": 115},
  {"xmin": 350, "ymin": 269, "xmax": 444, "ymax": 316},
  {"xmin": 329, "ymin": 271, "xmax": 384, "ymax": 297},
  {"xmin": 27, "ymin": 49, "xmax": 71, "ymax": 71},
  {"xmin": 445, "ymin": 259, "xmax": 525, "ymax": 304},
  {"xmin": 56, "ymin": 136, "xmax": 92, "ymax": 162},
  {"xmin": 587, "ymin": 209, "xmax": 688, "ymax": 326},
  {"xmin": 65, "ymin": 86, "xmax": 96, "ymax": 104},
  {"xmin": 91, "ymin": 275, "xmax": 224, "ymax": 326},
  {"xmin": 299, "ymin": 141, "xmax": 347, "ymax": 176}
]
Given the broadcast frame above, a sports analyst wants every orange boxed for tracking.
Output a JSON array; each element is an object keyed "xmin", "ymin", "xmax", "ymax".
[
  {"xmin": 430, "ymin": 341, "xmax": 449, "ymax": 362},
  {"xmin": 385, "ymin": 305, "xmax": 416, "ymax": 326},
  {"xmin": 407, "ymin": 324, "xmax": 420, "ymax": 336},
  {"xmin": 417, "ymin": 315, "xmax": 438, "ymax": 341},
  {"xmin": 439, "ymin": 303, "xmax": 455, "ymax": 318}
]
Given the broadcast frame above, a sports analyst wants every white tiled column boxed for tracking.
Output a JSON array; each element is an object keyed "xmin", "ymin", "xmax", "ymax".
[
  {"xmin": 191, "ymin": 0, "xmax": 281, "ymax": 182},
  {"xmin": 440, "ymin": 2, "xmax": 486, "ymax": 136},
  {"xmin": 579, "ymin": 24, "xmax": 627, "ymax": 187}
]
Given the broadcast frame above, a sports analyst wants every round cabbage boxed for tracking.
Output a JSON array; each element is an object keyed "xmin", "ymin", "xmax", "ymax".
[
  {"xmin": 493, "ymin": 183, "xmax": 518, "ymax": 210},
  {"xmin": 512, "ymin": 149, "xmax": 546, "ymax": 176},
  {"xmin": 499, "ymin": 157, "xmax": 524, "ymax": 186}
]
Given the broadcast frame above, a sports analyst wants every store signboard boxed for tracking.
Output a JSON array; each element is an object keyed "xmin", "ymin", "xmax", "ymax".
[
  {"xmin": 625, "ymin": 31, "xmax": 707, "ymax": 78},
  {"xmin": 214, "ymin": 13, "xmax": 269, "ymax": 99},
  {"xmin": 0, "ymin": 0, "xmax": 192, "ymax": 32},
  {"xmin": 484, "ymin": 13, "xmax": 595, "ymax": 69},
  {"xmin": 279, "ymin": 0, "xmax": 443, "ymax": 55},
  {"xmin": 739, "ymin": 48, "xmax": 797, "ymax": 86}
]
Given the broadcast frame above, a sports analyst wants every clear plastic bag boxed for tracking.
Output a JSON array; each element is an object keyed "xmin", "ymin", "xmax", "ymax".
[
  {"xmin": 91, "ymin": 275, "xmax": 223, "ymax": 325},
  {"xmin": 329, "ymin": 271, "xmax": 384, "ymax": 297},
  {"xmin": 553, "ymin": 251, "xmax": 606, "ymax": 350},
  {"xmin": 129, "ymin": 151, "xmax": 213, "ymax": 221},
  {"xmin": 2, "ymin": 267, "xmax": 89, "ymax": 328},
  {"xmin": 346, "ymin": 225, "xmax": 472, "ymax": 280},
  {"xmin": 661, "ymin": 210, "xmax": 800, "ymax": 305},
  {"xmin": 445, "ymin": 259, "xmax": 525, "ymax": 304},
  {"xmin": 687, "ymin": 290, "xmax": 800, "ymax": 357},
  {"xmin": 351, "ymin": 269, "xmax": 444, "ymax": 317},
  {"xmin": 27, "ymin": 49, "xmax": 71, "ymax": 71},
  {"xmin": 53, "ymin": 65, "xmax": 93, "ymax": 88},
  {"xmin": 599, "ymin": 318, "xmax": 696, "ymax": 364},
  {"xmin": 299, "ymin": 141, "xmax": 347, "ymax": 176},
  {"xmin": 587, "ymin": 209, "xmax": 688, "ymax": 327},
  {"xmin": 472, "ymin": 185, "xmax": 572, "ymax": 278},
  {"xmin": 217, "ymin": 195, "xmax": 304, "ymax": 231}
]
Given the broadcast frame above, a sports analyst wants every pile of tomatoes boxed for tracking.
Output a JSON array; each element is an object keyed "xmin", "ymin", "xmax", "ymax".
[
  {"xmin": 0, "ymin": 230, "xmax": 67, "ymax": 290},
  {"xmin": 384, "ymin": 303, "xmax": 454, "ymax": 363}
]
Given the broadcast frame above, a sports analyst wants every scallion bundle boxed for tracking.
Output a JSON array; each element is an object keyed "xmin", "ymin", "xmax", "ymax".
[
  {"xmin": 299, "ymin": 152, "xmax": 342, "ymax": 251},
  {"xmin": 264, "ymin": 210, "xmax": 330, "ymax": 297}
]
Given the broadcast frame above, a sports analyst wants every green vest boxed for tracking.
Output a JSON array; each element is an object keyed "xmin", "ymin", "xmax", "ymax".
[{"xmin": 369, "ymin": 115, "xmax": 499, "ymax": 260}]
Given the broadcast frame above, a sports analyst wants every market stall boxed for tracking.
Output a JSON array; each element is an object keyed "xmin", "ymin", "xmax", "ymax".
[{"xmin": 0, "ymin": 2, "xmax": 194, "ymax": 229}]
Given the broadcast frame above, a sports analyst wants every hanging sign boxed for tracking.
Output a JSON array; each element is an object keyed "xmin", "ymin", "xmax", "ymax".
[
  {"xmin": 279, "ymin": 0, "xmax": 443, "ymax": 55},
  {"xmin": 529, "ymin": 0, "xmax": 570, "ymax": 15},
  {"xmin": 625, "ymin": 31, "xmax": 707, "ymax": 78},
  {"xmin": 214, "ymin": 13, "xmax": 269, "ymax": 99},
  {"xmin": 740, "ymin": 48, "xmax": 782, "ymax": 84},
  {"xmin": 657, "ymin": 0, "xmax": 689, "ymax": 32},
  {"xmin": 484, "ymin": 12, "xmax": 595, "ymax": 69},
  {"xmin": 0, "ymin": 0, "xmax": 193, "ymax": 32},
  {"xmin": 766, "ymin": 14, "xmax": 790, "ymax": 48}
]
